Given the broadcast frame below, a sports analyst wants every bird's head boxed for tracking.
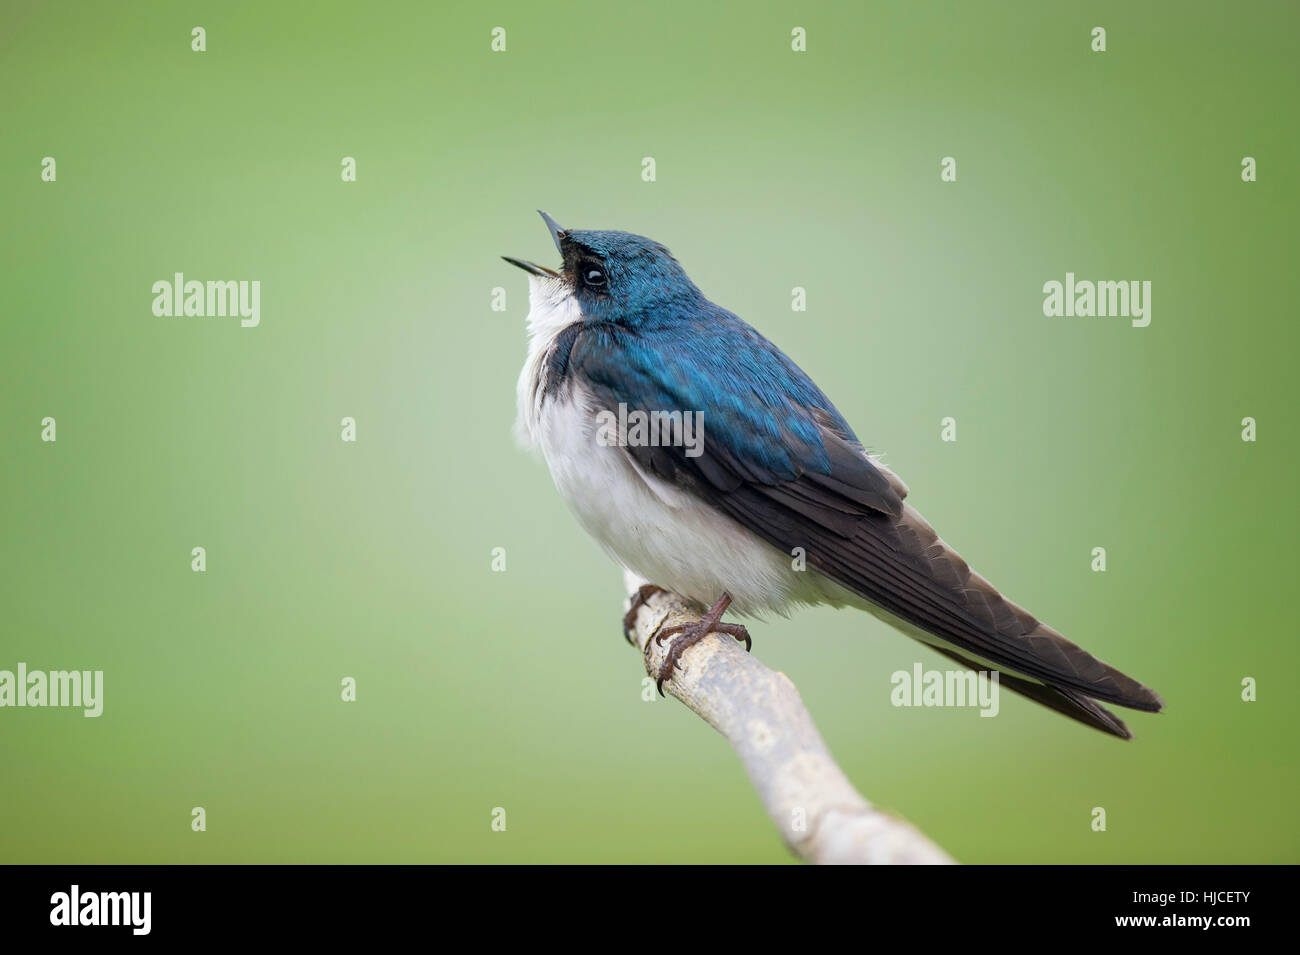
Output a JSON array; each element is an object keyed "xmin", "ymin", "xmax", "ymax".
[{"xmin": 504, "ymin": 211, "xmax": 703, "ymax": 326}]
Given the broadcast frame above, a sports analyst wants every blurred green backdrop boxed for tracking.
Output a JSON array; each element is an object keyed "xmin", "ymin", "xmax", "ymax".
[{"xmin": 2, "ymin": 0, "xmax": 1296, "ymax": 864}]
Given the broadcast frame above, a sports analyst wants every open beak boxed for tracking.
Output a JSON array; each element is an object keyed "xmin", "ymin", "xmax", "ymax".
[{"xmin": 502, "ymin": 210, "xmax": 567, "ymax": 277}]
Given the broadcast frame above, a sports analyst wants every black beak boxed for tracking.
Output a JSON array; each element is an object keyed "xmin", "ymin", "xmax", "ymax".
[
  {"xmin": 502, "ymin": 210, "xmax": 567, "ymax": 277},
  {"xmin": 501, "ymin": 256, "xmax": 559, "ymax": 277},
  {"xmin": 538, "ymin": 210, "xmax": 566, "ymax": 255}
]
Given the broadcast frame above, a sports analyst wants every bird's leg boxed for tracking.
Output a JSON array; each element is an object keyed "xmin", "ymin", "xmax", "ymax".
[
  {"xmin": 622, "ymin": 583, "xmax": 667, "ymax": 646},
  {"xmin": 649, "ymin": 592, "xmax": 751, "ymax": 695}
]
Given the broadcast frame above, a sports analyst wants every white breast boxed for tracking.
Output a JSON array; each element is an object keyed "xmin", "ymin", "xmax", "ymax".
[{"xmin": 514, "ymin": 277, "xmax": 853, "ymax": 617}]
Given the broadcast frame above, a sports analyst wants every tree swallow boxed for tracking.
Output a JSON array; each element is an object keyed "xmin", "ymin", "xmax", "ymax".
[{"xmin": 506, "ymin": 212, "xmax": 1163, "ymax": 738}]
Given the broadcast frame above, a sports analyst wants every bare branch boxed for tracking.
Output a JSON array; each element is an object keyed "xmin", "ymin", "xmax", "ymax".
[{"xmin": 623, "ymin": 570, "xmax": 955, "ymax": 865}]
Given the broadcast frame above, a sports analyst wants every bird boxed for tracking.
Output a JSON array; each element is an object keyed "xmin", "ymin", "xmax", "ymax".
[{"xmin": 505, "ymin": 211, "xmax": 1163, "ymax": 739}]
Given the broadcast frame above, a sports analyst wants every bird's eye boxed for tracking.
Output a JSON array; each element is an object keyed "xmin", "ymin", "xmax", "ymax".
[{"xmin": 582, "ymin": 264, "xmax": 607, "ymax": 288}]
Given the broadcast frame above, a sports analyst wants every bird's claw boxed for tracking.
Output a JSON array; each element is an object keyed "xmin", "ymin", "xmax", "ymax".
[
  {"xmin": 622, "ymin": 584, "xmax": 667, "ymax": 646},
  {"xmin": 649, "ymin": 593, "xmax": 750, "ymax": 695}
]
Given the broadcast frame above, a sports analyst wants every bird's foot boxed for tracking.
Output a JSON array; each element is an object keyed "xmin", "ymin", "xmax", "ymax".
[
  {"xmin": 622, "ymin": 584, "xmax": 668, "ymax": 646},
  {"xmin": 649, "ymin": 592, "xmax": 751, "ymax": 695}
]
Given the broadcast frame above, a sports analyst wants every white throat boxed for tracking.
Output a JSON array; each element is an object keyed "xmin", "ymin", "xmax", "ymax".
[{"xmin": 514, "ymin": 275, "xmax": 582, "ymax": 448}]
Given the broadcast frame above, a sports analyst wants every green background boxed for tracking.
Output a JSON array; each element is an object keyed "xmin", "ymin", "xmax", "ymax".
[{"xmin": 2, "ymin": 0, "xmax": 1296, "ymax": 863}]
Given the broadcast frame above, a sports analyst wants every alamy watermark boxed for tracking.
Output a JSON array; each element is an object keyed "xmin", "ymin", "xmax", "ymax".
[
  {"xmin": 50, "ymin": 885, "xmax": 150, "ymax": 935},
  {"xmin": 0, "ymin": 663, "xmax": 103, "ymax": 716},
  {"xmin": 1043, "ymin": 272, "xmax": 1151, "ymax": 328},
  {"xmin": 891, "ymin": 663, "xmax": 999, "ymax": 717},
  {"xmin": 595, "ymin": 402, "xmax": 704, "ymax": 458},
  {"xmin": 152, "ymin": 272, "xmax": 260, "ymax": 327}
]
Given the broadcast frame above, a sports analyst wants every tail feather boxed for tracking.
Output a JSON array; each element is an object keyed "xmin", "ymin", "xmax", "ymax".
[{"xmin": 927, "ymin": 644, "xmax": 1140, "ymax": 739}]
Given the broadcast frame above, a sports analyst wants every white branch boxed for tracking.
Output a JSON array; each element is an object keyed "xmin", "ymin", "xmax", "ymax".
[{"xmin": 623, "ymin": 570, "xmax": 955, "ymax": 865}]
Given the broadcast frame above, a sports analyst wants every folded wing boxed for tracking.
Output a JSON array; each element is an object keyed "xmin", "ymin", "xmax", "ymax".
[{"xmin": 569, "ymin": 316, "xmax": 1162, "ymax": 735}]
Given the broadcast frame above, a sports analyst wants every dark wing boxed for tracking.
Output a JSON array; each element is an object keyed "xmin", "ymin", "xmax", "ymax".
[
  {"xmin": 926, "ymin": 642, "xmax": 1137, "ymax": 739},
  {"xmin": 569, "ymin": 317, "xmax": 1162, "ymax": 736}
]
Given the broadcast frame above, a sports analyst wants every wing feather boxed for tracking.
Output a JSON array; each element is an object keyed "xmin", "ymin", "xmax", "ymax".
[{"xmin": 566, "ymin": 319, "xmax": 1162, "ymax": 728}]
